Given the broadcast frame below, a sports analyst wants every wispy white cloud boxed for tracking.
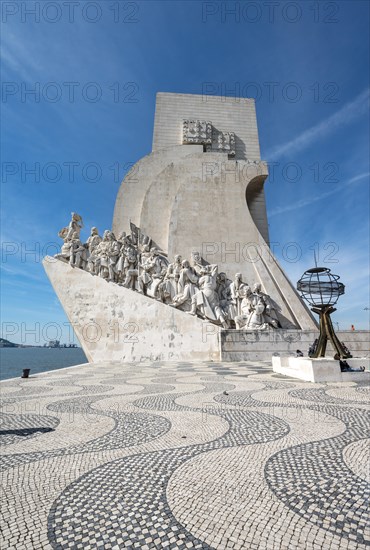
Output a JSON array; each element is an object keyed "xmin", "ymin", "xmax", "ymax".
[
  {"xmin": 0, "ymin": 263, "xmax": 46, "ymax": 283},
  {"xmin": 347, "ymin": 172, "xmax": 370, "ymax": 184},
  {"xmin": 2, "ymin": 29, "xmax": 45, "ymax": 81},
  {"xmin": 267, "ymin": 89, "xmax": 370, "ymax": 160},
  {"xmin": 269, "ymin": 188, "xmax": 337, "ymax": 217},
  {"xmin": 268, "ymin": 172, "xmax": 369, "ymax": 218}
]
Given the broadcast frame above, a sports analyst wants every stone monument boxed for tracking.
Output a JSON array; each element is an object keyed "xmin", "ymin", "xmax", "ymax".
[{"xmin": 43, "ymin": 92, "xmax": 319, "ymax": 363}]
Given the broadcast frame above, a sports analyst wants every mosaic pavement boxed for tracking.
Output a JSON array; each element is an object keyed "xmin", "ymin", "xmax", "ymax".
[{"xmin": 0, "ymin": 361, "xmax": 369, "ymax": 549}]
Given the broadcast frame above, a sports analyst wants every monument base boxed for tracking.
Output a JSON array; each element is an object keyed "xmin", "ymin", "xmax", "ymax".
[
  {"xmin": 221, "ymin": 329, "xmax": 370, "ymax": 361},
  {"xmin": 272, "ymin": 356, "xmax": 370, "ymax": 383},
  {"xmin": 43, "ymin": 257, "xmax": 220, "ymax": 363}
]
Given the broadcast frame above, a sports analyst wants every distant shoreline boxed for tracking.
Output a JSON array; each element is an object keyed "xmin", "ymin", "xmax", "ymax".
[
  {"xmin": 0, "ymin": 345, "xmax": 81, "ymax": 349},
  {"xmin": 0, "ymin": 338, "xmax": 80, "ymax": 349}
]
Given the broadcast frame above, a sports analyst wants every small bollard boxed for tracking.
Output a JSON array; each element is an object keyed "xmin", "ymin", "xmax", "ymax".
[{"xmin": 21, "ymin": 369, "xmax": 30, "ymax": 379}]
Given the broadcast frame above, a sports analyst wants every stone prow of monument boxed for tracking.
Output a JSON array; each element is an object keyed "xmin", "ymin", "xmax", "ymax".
[
  {"xmin": 43, "ymin": 256, "xmax": 220, "ymax": 363},
  {"xmin": 44, "ymin": 92, "xmax": 321, "ymax": 363}
]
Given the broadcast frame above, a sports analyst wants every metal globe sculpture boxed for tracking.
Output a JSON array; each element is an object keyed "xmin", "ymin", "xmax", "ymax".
[
  {"xmin": 297, "ymin": 267, "xmax": 345, "ymax": 308},
  {"xmin": 297, "ymin": 267, "xmax": 350, "ymax": 358}
]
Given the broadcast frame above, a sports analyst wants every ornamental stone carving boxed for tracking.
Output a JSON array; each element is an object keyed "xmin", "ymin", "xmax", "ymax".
[
  {"xmin": 55, "ymin": 215, "xmax": 282, "ymax": 331},
  {"xmin": 206, "ymin": 129, "xmax": 235, "ymax": 156},
  {"xmin": 183, "ymin": 120, "xmax": 235, "ymax": 156},
  {"xmin": 182, "ymin": 120, "xmax": 212, "ymax": 145}
]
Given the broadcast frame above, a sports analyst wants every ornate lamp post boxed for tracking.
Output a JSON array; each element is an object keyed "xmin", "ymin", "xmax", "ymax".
[{"xmin": 297, "ymin": 267, "xmax": 351, "ymax": 358}]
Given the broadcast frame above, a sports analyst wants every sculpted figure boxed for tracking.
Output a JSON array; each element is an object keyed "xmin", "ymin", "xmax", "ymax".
[
  {"xmin": 246, "ymin": 297, "xmax": 270, "ymax": 330},
  {"xmin": 95, "ymin": 230, "xmax": 111, "ymax": 279},
  {"xmin": 117, "ymin": 231, "xmax": 126, "ymax": 243},
  {"xmin": 172, "ymin": 259, "xmax": 199, "ymax": 311},
  {"xmin": 137, "ymin": 249, "xmax": 154, "ymax": 295},
  {"xmin": 234, "ymin": 286, "xmax": 254, "ymax": 329},
  {"xmin": 55, "ymin": 237, "xmax": 72, "ymax": 263},
  {"xmin": 86, "ymin": 227, "xmax": 102, "ymax": 275},
  {"xmin": 249, "ymin": 282, "xmax": 280, "ymax": 329},
  {"xmin": 122, "ymin": 246, "xmax": 139, "ymax": 290},
  {"xmin": 69, "ymin": 231, "xmax": 88, "ymax": 269},
  {"xmin": 217, "ymin": 272, "xmax": 233, "ymax": 306},
  {"xmin": 116, "ymin": 232, "xmax": 137, "ymax": 283},
  {"xmin": 139, "ymin": 243, "xmax": 152, "ymax": 264},
  {"xmin": 115, "ymin": 255, "xmax": 126, "ymax": 283},
  {"xmin": 191, "ymin": 251, "xmax": 205, "ymax": 277},
  {"xmin": 107, "ymin": 232, "xmax": 120, "ymax": 282},
  {"xmin": 152, "ymin": 249, "xmax": 169, "ymax": 292},
  {"xmin": 66, "ymin": 212, "xmax": 83, "ymax": 240},
  {"xmin": 138, "ymin": 248, "xmax": 167, "ymax": 297},
  {"xmin": 189, "ymin": 264, "xmax": 228, "ymax": 328},
  {"xmin": 216, "ymin": 272, "xmax": 233, "ymax": 326},
  {"xmin": 216, "ymin": 272, "xmax": 230, "ymax": 301},
  {"xmin": 159, "ymin": 254, "xmax": 182, "ymax": 303},
  {"xmin": 229, "ymin": 273, "xmax": 248, "ymax": 318},
  {"xmin": 56, "ymin": 212, "xmax": 83, "ymax": 263}
]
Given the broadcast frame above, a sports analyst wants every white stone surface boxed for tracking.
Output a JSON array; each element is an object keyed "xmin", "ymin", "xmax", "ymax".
[
  {"xmin": 112, "ymin": 148, "xmax": 315, "ymax": 329},
  {"xmin": 221, "ymin": 329, "xmax": 370, "ymax": 361},
  {"xmin": 112, "ymin": 144, "xmax": 201, "ymax": 248},
  {"xmin": 43, "ymin": 257, "xmax": 220, "ymax": 363},
  {"xmin": 272, "ymin": 356, "xmax": 370, "ymax": 382},
  {"xmin": 152, "ymin": 92, "xmax": 261, "ymax": 160},
  {"xmin": 112, "ymin": 92, "xmax": 317, "ymax": 331}
]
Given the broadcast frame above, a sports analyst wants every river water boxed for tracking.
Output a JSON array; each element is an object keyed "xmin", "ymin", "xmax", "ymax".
[{"xmin": 0, "ymin": 348, "xmax": 88, "ymax": 381}]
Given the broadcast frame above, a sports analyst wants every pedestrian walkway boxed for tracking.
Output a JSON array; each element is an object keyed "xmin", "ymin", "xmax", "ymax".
[{"xmin": 1, "ymin": 361, "xmax": 369, "ymax": 549}]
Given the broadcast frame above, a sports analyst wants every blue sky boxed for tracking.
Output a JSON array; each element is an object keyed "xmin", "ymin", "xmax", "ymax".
[{"xmin": 1, "ymin": 0, "xmax": 369, "ymax": 345}]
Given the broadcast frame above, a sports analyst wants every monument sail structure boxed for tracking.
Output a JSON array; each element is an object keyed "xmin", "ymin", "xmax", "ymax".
[{"xmin": 44, "ymin": 92, "xmax": 317, "ymax": 363}]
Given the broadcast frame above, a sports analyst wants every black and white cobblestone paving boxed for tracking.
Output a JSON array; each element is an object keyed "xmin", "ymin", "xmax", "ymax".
[{"xmin": 1, "ymin": 361, "xmax": 369, "ymax": 549}]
